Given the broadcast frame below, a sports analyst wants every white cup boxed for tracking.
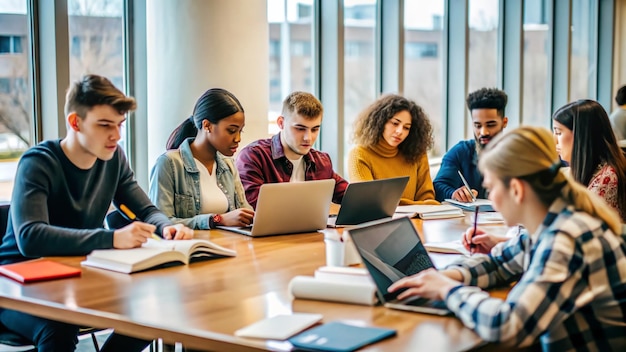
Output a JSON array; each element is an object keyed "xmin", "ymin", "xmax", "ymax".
[
  {"xmin": 323, "ymin": 232, "xmax": 345, "ymax": 267},
  {"xmin": 342, "ymin": 231, "xmax": 362, "ymax": 266}
]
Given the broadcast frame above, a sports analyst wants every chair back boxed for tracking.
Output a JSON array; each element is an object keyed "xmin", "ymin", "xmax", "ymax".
[
  {"xmin": 105, "ymin": 209, "xmax": 132, "ymax": 230},
  {"xmin": 0, "ymin": 325, "xmax": 35, "ymax": 351},
  {"xmin": 0, "ymin": 202, "xmax": 9, "ymax": 247}
]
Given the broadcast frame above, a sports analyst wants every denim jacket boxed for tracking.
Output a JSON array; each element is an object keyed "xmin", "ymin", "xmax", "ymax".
[{"xmin": 149, "ymin": 138, "xmax": 251, "ymax": 229}]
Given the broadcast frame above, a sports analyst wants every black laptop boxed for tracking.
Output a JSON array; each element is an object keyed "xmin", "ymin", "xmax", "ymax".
[
  {"xmin": 348, "ymin": 217, "xmax": 452, "ymax": 316},
  {"xmin": 327, "ymin": 176, "xmax": 409, "ymax": 227}
]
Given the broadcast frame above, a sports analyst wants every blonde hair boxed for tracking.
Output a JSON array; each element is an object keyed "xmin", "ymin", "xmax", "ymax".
[{"xmin": 478, "ymin": 126, "xmax": 622, "ymax": 234}]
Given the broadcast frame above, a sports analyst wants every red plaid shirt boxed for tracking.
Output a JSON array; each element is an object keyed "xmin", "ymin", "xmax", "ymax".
[{"xmin": 235, "ymin": 133, "xmax": 347, "ymax": 208}]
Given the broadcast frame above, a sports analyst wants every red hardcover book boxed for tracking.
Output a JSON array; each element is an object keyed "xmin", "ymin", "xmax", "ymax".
[{"xmin": 0, "ymin": 259, "xmax": 81, "ymax": 283}]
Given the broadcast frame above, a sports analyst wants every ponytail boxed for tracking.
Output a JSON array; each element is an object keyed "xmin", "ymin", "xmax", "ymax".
[
  {"xmin": 166, "ymin": 117, "xmax": 198, "ymax": 150},
  {"xmin": 561, "ymin": 181, "xmax": 622, "ymax": 235},
  {"xmin": 165, "ymin": 88, "xmax": 244, "ymax": 150},
  {"xmin": 480, "ymin": 126, "xmax": 622, "ymax": 235}
]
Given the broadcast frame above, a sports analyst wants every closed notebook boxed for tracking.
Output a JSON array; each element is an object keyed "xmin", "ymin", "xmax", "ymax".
[
  {"xmin": 234, "ymin": 313, "xmax": 323, "ymax": 340},
  {"xmin": 0, "ymin": 259, "xmax": 81, "ymax": 283},
  {"xmin": 288, "ymin": 321, "xmax": 396, "ymax": 352}
]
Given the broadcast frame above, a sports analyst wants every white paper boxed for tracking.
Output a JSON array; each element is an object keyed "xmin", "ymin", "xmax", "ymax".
[
  {"xmin": 234, "ymin": 313, "xmax": 323, "ymax": 340},
  {"xmin": 423, "ymin": 240, "xmax": 469, "ymax": 256},
  {"xmin": 288, "ymin": 275, "xmax": 377, "ymax": 306}
]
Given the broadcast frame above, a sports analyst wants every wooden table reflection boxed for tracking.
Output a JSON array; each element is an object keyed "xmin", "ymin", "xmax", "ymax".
[{"xmin": 0, "ymin": 216, "xmax": 511, "ymax": 351}]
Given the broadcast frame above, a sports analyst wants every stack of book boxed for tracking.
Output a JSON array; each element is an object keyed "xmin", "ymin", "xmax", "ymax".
[{"xmin": 289, "ymin": 266, "xmax": 377, "ymax": 306}]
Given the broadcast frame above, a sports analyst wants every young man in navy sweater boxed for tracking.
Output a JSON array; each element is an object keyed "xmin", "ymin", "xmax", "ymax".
[
  {"xmin": 0, "ymin": 74, "xmax": 193, "ymax": 351},
  {"xmin": 434, "ymin": 88, "xmax": 508, "ymax": 202}
]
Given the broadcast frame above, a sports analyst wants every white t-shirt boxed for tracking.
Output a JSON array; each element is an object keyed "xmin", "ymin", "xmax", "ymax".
[
  {"xmin": 194, "ymin": 158, "xmax": 229, "ymax": 214},
  {"xmin": 289, "ymin": 156, "xmax": 305, "ymax": 182}
]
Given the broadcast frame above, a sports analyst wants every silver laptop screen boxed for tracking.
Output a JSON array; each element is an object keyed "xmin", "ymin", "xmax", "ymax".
[{"xmin": 349, "ymin": 217, "xmax": 434, "ymax": 302}]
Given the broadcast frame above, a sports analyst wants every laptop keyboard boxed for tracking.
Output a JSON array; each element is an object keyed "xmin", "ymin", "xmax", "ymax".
[{"xmin": 401, "ymin": 254, "xmax": 433, "ymax": 276}]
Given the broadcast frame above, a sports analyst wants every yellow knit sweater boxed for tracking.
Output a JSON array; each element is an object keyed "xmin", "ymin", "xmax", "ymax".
[{"xmin": 347, "ymin": 141, "xmax": 439, "ymax": 205}]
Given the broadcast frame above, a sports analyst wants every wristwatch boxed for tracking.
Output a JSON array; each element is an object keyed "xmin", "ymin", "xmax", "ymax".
[{"xmin": 209, "ymin": 214, "xmax": 222, "ymax": 229}]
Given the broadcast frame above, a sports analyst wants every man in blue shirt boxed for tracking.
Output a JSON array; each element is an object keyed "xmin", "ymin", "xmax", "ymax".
[{"xmin": 434, "ymin": 88, "xmax": 508, "ymax": 202}]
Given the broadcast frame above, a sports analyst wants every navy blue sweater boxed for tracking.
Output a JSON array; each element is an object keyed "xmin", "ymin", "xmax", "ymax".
[
  {"xmin": 0, "ymin": 140, "xmax": 170, "ymax": 264},
  {"xmin": 433, "ymin": 139, "xmax": 487, "ymax": 201}
]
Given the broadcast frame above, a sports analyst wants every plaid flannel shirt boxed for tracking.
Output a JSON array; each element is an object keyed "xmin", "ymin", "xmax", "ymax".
[{"xmin": 445, "ymin": 196, "xmax": 626, "ymax": 350}]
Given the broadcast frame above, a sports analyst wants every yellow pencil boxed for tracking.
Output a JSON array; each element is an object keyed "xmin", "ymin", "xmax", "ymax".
[{"xmin": 119, "ymin": 204, "xmax": 162, "ymax": 241}]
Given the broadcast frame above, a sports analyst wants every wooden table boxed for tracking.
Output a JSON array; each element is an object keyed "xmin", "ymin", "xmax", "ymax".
[{"xmin": 0, "ymin": 217, "xmax": 510, "ymax": 351}]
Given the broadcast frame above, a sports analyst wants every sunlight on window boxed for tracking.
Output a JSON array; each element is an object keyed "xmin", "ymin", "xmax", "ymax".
[
  {"xmin": 68, "ymin": 0, "xmax": 127, "ymax": 150},
  {"xmin": 523, "ymin": 0, "xmax": 550, "ymax": 128},
  {"xmin": 467, "ymin": 1, "xmax": 499, "ymax": 96},
  {"xmin": 343, "ymin": 0, "xmax": 377, "ymax": 171},
  {"xmin": 267, "ymin": 0, "xmax": 314, "ymax": 135},
  {"xmin": 0, "ymin": 0, "xmax": 32, "ymax": 201},
  {"xmin": 403, "ymin": 0, "xmax": 444, "ymax": 157}
]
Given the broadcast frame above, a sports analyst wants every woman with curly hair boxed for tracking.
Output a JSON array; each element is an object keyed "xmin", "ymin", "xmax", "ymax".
[{"xmin": 348, "ymin": 94, "xmax": 438, "ymax": 205}]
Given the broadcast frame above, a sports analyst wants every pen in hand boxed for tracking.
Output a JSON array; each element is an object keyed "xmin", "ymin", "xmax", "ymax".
[
  {"xmin": 119, "ymin": 204, "xmax": 162, "ymax": 241},
  {"xmin": 470, "ymin": 206, "xmax": 479, "ymax": 255},
  {"xmin": 457, "ymin": 170, "xmax": 477, "ymax": 202}
]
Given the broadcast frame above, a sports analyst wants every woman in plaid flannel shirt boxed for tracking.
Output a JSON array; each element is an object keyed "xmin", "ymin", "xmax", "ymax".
[{"xmin": 390, "ymin": 126, "xmax": 626, "ymax": 350}]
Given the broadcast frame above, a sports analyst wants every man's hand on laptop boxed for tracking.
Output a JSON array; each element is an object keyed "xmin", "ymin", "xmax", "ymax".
[
  {"xmin": 221, "ymin": 209, "xmax": 255, "ymax": 227},
  {"xmin": 388, "ymin": 268, "xmax": 462, "ymax": 301}
]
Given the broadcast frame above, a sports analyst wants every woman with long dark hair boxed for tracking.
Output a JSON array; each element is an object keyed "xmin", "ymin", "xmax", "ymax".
[
  {"xmin": 149, "ymin": 88, "xmax": 254, "ymax": 229},
  {"xmin": 553, "ymin": 99, "xmax": 626, "ymax": 221}
]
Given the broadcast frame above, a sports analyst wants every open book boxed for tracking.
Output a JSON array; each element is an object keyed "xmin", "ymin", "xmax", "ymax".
[
  {"xmin": 394, "ymin": 204, "xmax": 464, "ymax": 220},
  {"xmin": 445, "ymin": 198, "xmax": 495, "ymax": 212},
  {"xmin": 423, "ymin": 239, "xmax": 469, "ymax": 256},
  {"xmin": 81, "ymin": 238, "xmax": 236, "ymax": 274}
]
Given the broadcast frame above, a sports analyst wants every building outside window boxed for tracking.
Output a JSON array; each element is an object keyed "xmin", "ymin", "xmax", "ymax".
[
  {"xmin": 0, "ymin": 1, "xmax": 32, "ymax": 201},
  {"xmin": 343, "ymin": 0, "xmax": 377, "ymax": 169},
  {"xmin": 68, "ymin": 0, "xmax": 126, "ymax": 150},
  {"xmin": 523, "ymin": 0, "xmax": 550, "ymax": 128},
  {"xmin": 268, "ymin": 0, "xmax": 315, "ymax": 135},
  {"xmin": 403, "ymin": 0, "xmax": 445, "ymax": 156}
]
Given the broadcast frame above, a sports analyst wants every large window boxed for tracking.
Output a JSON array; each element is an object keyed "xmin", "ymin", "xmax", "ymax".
[
  {"xmin": 523, "ymin": 0, "xmax": 550, "ymax": 128},
  {"xmin": 569, "ymin": 0, "xmax": 596, "ymax": 102},
  {"xmin": 68, "ymin": 0, "xmax": 126, "ymax": 149},
  {"xmin": 403, "ymin": 0, "xmax": 444, "ymax": 156},
  {"xmin": 343, "ymin": 0, "xmax": 377, "ymax": 161},
  {"xmin": 267, "ymin": 0, "xmax": 315, "ymax": 135},
  {"xmin": 0, "ymin": 1, "xmax": 32, "ymax": 201},
  {"xmin": 467, "ymin": 0, "xmax": 499, "ymax": 94}
]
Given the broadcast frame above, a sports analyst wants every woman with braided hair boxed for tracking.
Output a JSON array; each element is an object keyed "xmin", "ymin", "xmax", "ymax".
[{"xmin": 389, "ymin": 126, "xmax": 626, "ymax": 350}]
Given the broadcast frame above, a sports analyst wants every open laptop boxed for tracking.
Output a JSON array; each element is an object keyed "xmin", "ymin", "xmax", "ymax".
[
  {"xmin": 327, "ymin": 176, "xmax": 409, "ymax": 227},
  {"xmin": 348, "ymin": 216, "xmax": 452, "ymax": 316},
  {"xmin": 218, "ymin": 179, "xmax": 335, "ymax": 237}
]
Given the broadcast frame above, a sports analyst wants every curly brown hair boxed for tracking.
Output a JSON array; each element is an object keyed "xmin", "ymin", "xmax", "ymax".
[{"xmin": 352, "ymin": 94, "xmax": 433, "ymax": 164}]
